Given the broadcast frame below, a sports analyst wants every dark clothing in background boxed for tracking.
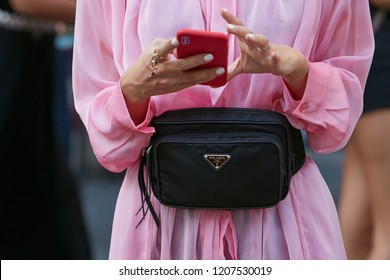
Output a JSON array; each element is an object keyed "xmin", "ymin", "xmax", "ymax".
[
  {"xmin": 363, "ymin": 6, "xmax": 390, "ymax": 113},
  {"xmin": 0, "ymin": 1, "xmax": 90, "ymax": 259}
]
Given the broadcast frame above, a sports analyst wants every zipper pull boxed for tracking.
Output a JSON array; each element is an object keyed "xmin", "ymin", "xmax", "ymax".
[
  {"xmin": 140, "ymin": 145, "xmax": 153, "ymax": 168},
  {"xmin": 141, "ymin": 145, "xmax": 152, "ymax": 158},
  {"xmin": 146, "ymin": 145, "xmax": 152, "ymax": 156}
]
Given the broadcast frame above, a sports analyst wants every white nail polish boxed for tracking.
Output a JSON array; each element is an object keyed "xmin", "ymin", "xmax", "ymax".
[
  {"xmin": 247, "ymin": 33, "xmax": 255, "ymax": 40},
  {"xmin": 216, "ymin": 67, "xmax": 225, "ymax": 75},
  {"xmin": 227, "ymin": 24, "xmax": 235, "ymax": 30},
  {"xmin": 204, "ymin": 54, "xmax": 214, "ymax": 62},
  {"xmin": 171, "ymin": 38, "xmax": 179, "ymax": 46}
]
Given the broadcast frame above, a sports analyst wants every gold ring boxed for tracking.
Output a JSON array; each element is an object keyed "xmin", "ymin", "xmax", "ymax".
[{"xmin": 147, "ymin": 49, "xmax": 165, "ymax": 76}]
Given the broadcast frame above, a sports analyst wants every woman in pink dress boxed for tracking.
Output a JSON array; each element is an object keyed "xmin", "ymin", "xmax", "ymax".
[{"xmin": 72, "ymin": 1, "xmax": 374, "ymax": 260}]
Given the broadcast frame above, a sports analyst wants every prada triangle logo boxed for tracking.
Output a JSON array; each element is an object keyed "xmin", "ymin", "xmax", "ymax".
[{"xmin": 203, "ymin": 154, "xmax": 231, "ymax": 171}]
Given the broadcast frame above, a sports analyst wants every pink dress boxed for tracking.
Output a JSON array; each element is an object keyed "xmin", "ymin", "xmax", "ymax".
[{"xmin": 72, "ymin": 0, "xmax": 374, "ymax": 259}]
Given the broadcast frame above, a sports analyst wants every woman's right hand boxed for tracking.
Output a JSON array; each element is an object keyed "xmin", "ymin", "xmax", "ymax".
[{"xmin": 120, "ymin": 37, "xmax": 225, "ymax": 104}]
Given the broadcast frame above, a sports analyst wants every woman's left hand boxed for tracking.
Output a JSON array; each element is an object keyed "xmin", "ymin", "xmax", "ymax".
[{"xmin": 220, "ymin": 9, "xmax": 309, "ymax": 99}]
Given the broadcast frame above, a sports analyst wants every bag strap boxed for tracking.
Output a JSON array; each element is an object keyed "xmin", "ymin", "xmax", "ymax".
[{"xmin": 136, "ymin": 148, "xmax": 160, "ymax": 228}]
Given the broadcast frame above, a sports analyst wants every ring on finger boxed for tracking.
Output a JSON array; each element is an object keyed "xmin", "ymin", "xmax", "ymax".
[{"xmin": 147, "ymin": 49, "xmax": 166, "ymax": 76}]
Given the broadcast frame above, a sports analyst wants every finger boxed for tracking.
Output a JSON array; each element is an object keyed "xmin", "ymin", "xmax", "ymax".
[
  {"xmin": 226, "ymin": 24, "xmax": 259, "ymax": 49},
  {"xmin": 157, "ymin": 67, "xmax": 225, "ymax": 92},
  {"xmin": 227, "ymin": 59, "xmax": 241, "ymax": 81},
  {"xmin": 165, "ymin": 53, "xmax": 216, "ymax": 71},
  {"xmin": 245, "ymin": 33, "xmax": 271, "ymax": 52},
  {"xmin": 155, "ymin": 37, "xmax": 180, "ymax": 57},
  {"xmin": 221, "ymin": 8, "xmax": 271, "ymax": 52},
  {"xmin": 220, "ymin": 8, "xmax": 244, "ymax": 26},
  {"xmin": 180, "ymin": 67, "xmax": 226, "ymax": 86},
  {"xmin": 226, "ymin": 24, "xmax": 252, "ymax": 39}
]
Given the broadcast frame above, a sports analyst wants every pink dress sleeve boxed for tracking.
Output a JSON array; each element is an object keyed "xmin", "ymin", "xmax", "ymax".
[
  {"xmin": 274, "ymin": 1, "xmax": 374, "ymax": 154},
  {"xmin": 72, "ymin": 1, "xmax": 154, "ymax": 172}
]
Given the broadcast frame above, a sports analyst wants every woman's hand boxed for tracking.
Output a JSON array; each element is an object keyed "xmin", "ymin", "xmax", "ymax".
[
  {"xmin": 120, "ymin": 38, "xmax": 225, "ymax": 103},
  {"xmin": 120, "ymin": 37, "xmax": 225, "ymax": 124},
  {"xmin": 220, "ymin": 8, "xmax": 309, "ymax": 100}
]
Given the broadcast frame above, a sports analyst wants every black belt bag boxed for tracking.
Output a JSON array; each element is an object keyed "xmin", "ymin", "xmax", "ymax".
[{"xmin": 138, "ymin": 108, "xmax": 306, "ymax": 227}]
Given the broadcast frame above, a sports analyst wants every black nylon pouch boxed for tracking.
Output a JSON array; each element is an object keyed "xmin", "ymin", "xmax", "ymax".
[{"xmin": 138, "ymin": 108, "xmax": 306, "ymax": 227}]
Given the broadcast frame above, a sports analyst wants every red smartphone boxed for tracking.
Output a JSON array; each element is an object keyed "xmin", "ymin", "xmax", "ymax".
[{"xmin": 176, "ymin": 29, "xmax": 228, "ymax": 87}]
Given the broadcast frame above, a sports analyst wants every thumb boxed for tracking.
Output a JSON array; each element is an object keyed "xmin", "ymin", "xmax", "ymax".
[{"xmin": 227, "ymin": 58, "xmax": 241, "ymax": 81}]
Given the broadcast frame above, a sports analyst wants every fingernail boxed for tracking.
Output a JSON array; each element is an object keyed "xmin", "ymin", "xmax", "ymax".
[
  {"xmin": 204, "ymin": 54, "xmax": 214, "ymax": 62},
  {"xmin": 246, "ymin": 33, "xmax": 255, "ymax": 40},
  {"xmin": 216, "ymin": 67, "xmax": 225, "ymax": 75},
  {"xmin": 171, "ymin": 38, "xmax": 179, "ymax": 46},
  {"xmin": 221, "ymin": 8, "xmax": 228, "ymax": 13},
  {"xmin": 227, "ymin": 24, "xmax": 235, "ymax": 30}
]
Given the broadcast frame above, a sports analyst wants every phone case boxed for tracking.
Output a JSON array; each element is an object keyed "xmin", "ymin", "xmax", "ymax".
[{"xmin": 176, "ymin": 29, "xmax": 228, "ymax": 87}]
